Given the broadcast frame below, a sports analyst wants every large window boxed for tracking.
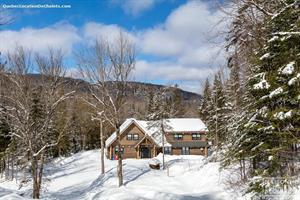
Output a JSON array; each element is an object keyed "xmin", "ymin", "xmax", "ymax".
[
  {"xmin": 192, "ymin": 133, "xmax": 201, "ymax": 140},
  {"xmin": 181, "ymin": 147, "xmax": 190, "ymax": 155},
  {"xmin": 164, "ymin": 147, "xmax": 172, "ymax": 155},
  {"xmin": 127, "ymin": 133, "xmax": 139, "ymax": 140},
  {"xmin": 174, "ymin": 133, "xmax": 183, "ymax": 140}
]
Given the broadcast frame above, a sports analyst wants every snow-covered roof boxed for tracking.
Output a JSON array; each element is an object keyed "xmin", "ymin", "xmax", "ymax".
[
  {"xmin": 105, "ymin": 118, "xmax": 208, "ymax": 148},
  {"xmin": 163, "ymin": 118, "xmax": 208, "ymax": 133}
]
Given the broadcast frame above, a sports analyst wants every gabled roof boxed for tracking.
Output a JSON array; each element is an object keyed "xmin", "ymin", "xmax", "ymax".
[
  {"xmin": 105, "ymin": 118, "xmax": 208, "ymax": 148},
  {"xmin": 134, "ymin": 134, "xmax": 157, "ymax": 148}
]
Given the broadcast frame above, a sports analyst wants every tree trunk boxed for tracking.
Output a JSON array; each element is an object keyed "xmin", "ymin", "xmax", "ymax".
[
  {"xmin": 242, "ymin": 158, "xmax": 246, "ymax": 180},
  {"xmin": 0, "ymin": 158, "xmax": 5, "ymax": 179},
  {"xmin": 5, "ymin": 156, "xmax": 9, "ymax": 179},
  {"xmin": 161, "ymin": 120, "xmax": 165, "ymax": 170},
  {"xmin": 37, "ymin": 153, "xmax": 44, "ymax": 198},
  {"xmin": 11, "ymin": 154, "xmax": 14, "ymax": 180},
  {"xmin": 100, "ymin": 120, "xmax": 105, "ymax": 175},
  {"xmin": 32, "ymin": 153, "xmax": 44, "ymax": 199},
  {"xmin": 215, "ymin": 111, "xmax": 218, "ymax": 147},
  {"xmin": 116, "ymin": 126, "xmax": 123, "ymax": 186},
  {"xmin": 32, "ymin": 157, "xmax": 39, "ymax": 199}
]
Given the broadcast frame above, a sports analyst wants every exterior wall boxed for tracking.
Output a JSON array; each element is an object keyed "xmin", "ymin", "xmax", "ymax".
[
  {"xmin": 171, "ymin": 147, "xmax": 206, "ymax": 156},
  {"xmin": 107, "ymin": 122, "xmax": 209, "ymax": 159},
  {"xmin": 165, "ymin": 132, "xmax": 206, "ymax": 143},
  {"xmin": 109, "ymin": 122, "xmax": 160, "ymax": 159},
  {"xmin": 123, "ymin": 146, "xmax": 137, "ymax": 158},
  {"xmin": 172, "ymin": 148, "xmax": 181, "ymax": 155},
  {"xmin": 110, "ymin": 122, "xmax": 146, "ymax": 159},
  {"xmin": 119, "ymin": 123, "xmax": 145, "ymax": 145},
  {"xmin": 110, "ymin": 143, "xmax": 138, "ymax": 159},
  {"xmin": 190, "ymin": 148, "xmax": 205, "ymax": 155}
]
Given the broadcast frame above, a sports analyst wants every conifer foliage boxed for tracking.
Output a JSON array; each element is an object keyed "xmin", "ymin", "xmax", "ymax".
[
  {"xmin": 222, "ymin": 0, "xmax": 300, "ymax": 196},
  {"xmin": 199, "ymin": 79, "xmax": 212, "ymax": 125},
  {"xmin": 246, "ymin": 1, "xmax": 300, "ymax": 193}
]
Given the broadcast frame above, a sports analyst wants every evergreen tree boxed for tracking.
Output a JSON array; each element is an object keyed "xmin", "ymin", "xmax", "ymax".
[
  {"xmin": 210, "ymin": 72, "xmax": 228, "ymax": 146},
  {"xmin": 169, "ymin": 84, "xmax": 185, "ymax": 117},
  {"xmin": 228, "ymin": 64, "xmax": 242, "ymax": 111},
  {"xmin": 146, "ymin": 89, "xmax": 155, "ymax": 120},
  {"xmin": 147, "ymin": 89, "xmax": 170, "ymax": 120},
  {"xmin": 29, "ymin": 87, "xmax": 45, "ymax": 127},
  {"xmin": 199, "ymin": 78, "xmax": 213, "ymax": 130},
  {"xmin": 222, "ymin": 59, "xmax": 252, "ymax": 182},
  {"xmin": 0, "ymin": 52, "xmax": 9, "ymax": 153},
  {"xmin": 0, "ymin": 108, "xmax": 10, "ymax": 154},
  {"xmin": 226, "ymin": 0, "xmax": 300, "ymax": 195}
]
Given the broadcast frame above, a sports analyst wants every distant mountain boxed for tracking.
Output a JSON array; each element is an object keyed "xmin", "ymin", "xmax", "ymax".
[{"xmin": 27, "ymin": 74, "xmax": 202, "ymax": 117}]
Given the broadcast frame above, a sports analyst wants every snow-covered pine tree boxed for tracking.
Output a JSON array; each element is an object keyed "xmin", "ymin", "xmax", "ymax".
[
  {"xmin": 228, "ymin": 64, "xmax": 242, "ymax": 111},
  {"xmin": 29, "ymin": 87, "xmax": 45, "ymax": 129},
  {"xmin": 222, "ymin": 58, "xmax": 252, "ymax": 182},
  {"xmin": 168, "ymin": 84, "xmax": 185, "ymax": 117},
  {"xmin": 0, "ymin": 110, "xmax": 10, "ymax": 175},
  {"xmin": 146, "ymin": 89, "xmax": 155, "ymax": 120},
  {"xmin": 0, "ymin": 53, "xmax": 9, "ymax": 154},
  {"xmin": 210, "ymin": 71, "xmax": 228, "ymax": 147},
  {"xmin": 199, "ymin": 78, "xmax": 212, "ymax": 124},
  {"xmin": 146, "ymin": 87, "xmax": 172, "ymax": 170},
  {"xmin": 245, "ymin": 0, "xmax": 300, "ymax": 194},
  {"xmin": 147, "ymin": 89, "xmax": 171, "ymax": 121}
]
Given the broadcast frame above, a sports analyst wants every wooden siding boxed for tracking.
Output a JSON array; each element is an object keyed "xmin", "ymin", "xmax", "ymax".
[
  {"xmin": 172, "ymin": 148, "xmax": 181, "ymax": 155},
  {"xmin": 190, "ymin": 148, "xmax": 205, "ymax": 155},
  {"xmin": 119, "ymin": 123, "xmax": 146, "ymax": 145},
  {"xmin": 165, "ymin": 132, "xmax": 206, "ymax": 143},
  {"xmin": 108, "ymin": 122, "xmax": 209, "ymax": 159},
  {"xmin": 123, "ymin": 146, "xmax": 136, "ymax": 158},
  {"xmin": 110, "ymin": 122, "xmax": 147, "ymax": 159},
  {"xmin": 172, "ymin": 147, "xmax": 206, "ymax": 156}
]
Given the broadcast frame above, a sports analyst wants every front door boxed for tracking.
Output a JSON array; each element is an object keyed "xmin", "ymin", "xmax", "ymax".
[{"xmin": 140, "ymin": 146, "xmax": 151, "ymax": 158}]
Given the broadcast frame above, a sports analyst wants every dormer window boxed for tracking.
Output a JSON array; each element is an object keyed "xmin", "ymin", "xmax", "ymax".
[
  {"xmin": 174, "ymin": 133, "xmax": 183, "ymax": 140},
  {"xmin": 192, "ymin": 133, "xmax": 201, "ymax": 140}
]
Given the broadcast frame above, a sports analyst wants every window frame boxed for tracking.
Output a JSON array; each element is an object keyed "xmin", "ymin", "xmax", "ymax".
[
  {"xmin": 181, "ymin": 147, "xmax": 190, "ymax": 155},
  {"xmin": 115, "ymin": 146, "xmax": 124, "ymax": 154},
  {"xmin": 127, "ymin": 134, "xmax": 133, "ymax": 140},
  {"xmin": 174, "ymin": 133, "xmax": 183, "ymax": 140},
  {"xmin": 133, "ymin": 134, "xmax": 139, "ymax": 140},
  {"xmin": 127, "ymin": 133, "xmax": 139, "ymax": 140},
  {"xmin": 164, "ymin": 147, "xmax": 172, "ymax": 155},
  {"xmin": 192, "ymin": 133, "xmax": 201, "ymax": 140}
]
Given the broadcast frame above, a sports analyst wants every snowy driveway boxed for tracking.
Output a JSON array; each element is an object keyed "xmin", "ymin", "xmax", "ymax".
[{"xmin": 0, "ymin": 150, "xmax": 234, "ymax": 200}]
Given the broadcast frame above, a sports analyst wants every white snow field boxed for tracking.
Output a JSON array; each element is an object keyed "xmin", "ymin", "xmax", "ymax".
[{"xmin": 0, "ymin": 149, "xmax": 277, "ymax": 200}]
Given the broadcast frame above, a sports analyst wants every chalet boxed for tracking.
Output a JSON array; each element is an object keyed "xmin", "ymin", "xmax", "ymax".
[{"xmin": 105, "ymin": 118, "xmax": 209, "ymax": 159}]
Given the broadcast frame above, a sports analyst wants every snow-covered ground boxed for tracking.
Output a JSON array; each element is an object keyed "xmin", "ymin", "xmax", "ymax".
[{"xmin": 0, "ymin": 150, "xmax": 262, "ymax": 199}]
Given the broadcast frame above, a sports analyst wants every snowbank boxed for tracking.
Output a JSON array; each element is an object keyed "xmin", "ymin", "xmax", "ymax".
[{"xmin": 2, "ymin": 150, "xmax": 298, "ymax": 199}]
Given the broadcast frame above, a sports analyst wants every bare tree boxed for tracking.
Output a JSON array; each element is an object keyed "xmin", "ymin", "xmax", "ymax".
[
  {"xmin": 91, "ymin": 111, "xmax": 106, "ymax": 175},
  {"xmin": 1, "ymin": 46, "xmax": 74, "ymax": 198},
  {"xmin": 76, "ymin": 31, "xmax": 135, "ymax": 186}
]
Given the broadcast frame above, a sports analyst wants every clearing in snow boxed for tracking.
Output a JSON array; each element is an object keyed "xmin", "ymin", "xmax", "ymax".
[
  {"xmin": 0, "ymin": 150, "xmax": 236, "ymax": 200},
  {"xmin": 1, "ymin": 150, "xmax": 299, "ymax": 199}
]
